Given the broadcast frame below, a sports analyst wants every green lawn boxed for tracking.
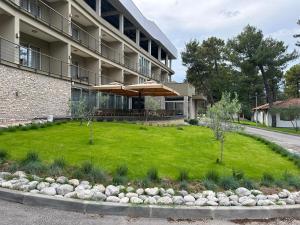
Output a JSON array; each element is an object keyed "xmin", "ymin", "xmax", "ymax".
[
  {"xmin": 237, "ymin": 120, "xmax": 300, "ymax": 136},
  {"xmin": 0, "ymin": 122, "xmax": 299, "ymax": 180}
]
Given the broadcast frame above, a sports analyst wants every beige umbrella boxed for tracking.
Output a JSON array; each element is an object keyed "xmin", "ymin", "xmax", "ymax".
[
  {"xmin": 125, "ymin": 81, "xmax": 180, "ymax": 97},
  {"xmin": 91, "ymin": 82, "xmax": 138, "ymax": 96}
]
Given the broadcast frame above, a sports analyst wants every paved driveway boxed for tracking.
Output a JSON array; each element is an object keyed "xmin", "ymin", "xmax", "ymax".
[
  {"xmin": 243, "ymin": 127, "xmax": 300, "ymax": 154},
  {"xmin": 0, "ymin": 200, "xmax": 299, "ymax": 225}
]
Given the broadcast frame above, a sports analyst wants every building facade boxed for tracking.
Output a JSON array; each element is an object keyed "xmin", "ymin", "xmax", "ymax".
[{"xmin": 0, "ymin": 0, "xmax": 177, "ymax": 121}]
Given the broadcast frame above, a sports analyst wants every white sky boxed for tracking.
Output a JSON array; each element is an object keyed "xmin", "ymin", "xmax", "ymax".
[{"xmin": 132, "ymin": 0, "xmax": 300, "ymax": 82}]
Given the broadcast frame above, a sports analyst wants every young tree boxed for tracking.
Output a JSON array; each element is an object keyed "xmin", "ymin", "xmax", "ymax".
[
  {"xmin": 284, "ymin": 65, "xmax": 300, "ymax": 98},
  {"xmin": 207, "ymin": 92, "xmax": 241, "ymax": 164},
  {"xmin": 271, "ymin": 106, "xmax": 300, "ymax": 132},
  {"xmin": 227, "ymin": 25, "xmax": 298, "ymax": 127}
]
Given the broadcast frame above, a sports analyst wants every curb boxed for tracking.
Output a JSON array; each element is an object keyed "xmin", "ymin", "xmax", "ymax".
[{"xmin": 1, "ymin": 188, "xmax": 300, "ymax": 220}]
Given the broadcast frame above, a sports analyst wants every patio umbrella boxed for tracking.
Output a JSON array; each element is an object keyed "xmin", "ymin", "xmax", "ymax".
[{"xmin": 91, "ymin": 82, "xmax": 138, "ymax": 96}]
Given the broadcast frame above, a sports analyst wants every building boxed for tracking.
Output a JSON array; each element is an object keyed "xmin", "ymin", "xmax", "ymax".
[
  {"xmin": 0, "ymin": 0, "xmax": 177, "ymax": 121},
  {"xmin": 164, "ymin": 83, "xmax": 207, "ymax": 119},
  {"xmin": 253, "ymin": 98, "xmax": 300, "ymax": 128}
]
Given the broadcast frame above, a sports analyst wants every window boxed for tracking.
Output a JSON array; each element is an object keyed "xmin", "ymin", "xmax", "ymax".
[
  {"xmin": 71, "ymin": 61, "xmax": 79, "ymax": 79},
  {"xmin": 20, "ymin": 0, "xmax": 42, "ymax": 18},
  {"xmin": 19, "ymin": 44, "xmax": 41, "ymax": 70},
  {"xmin": 280, "ymin": 113, "xmax": 294, "ymax": 121},
  {"xmin": 139, "ymin": 56, "xmax": 150, "ymax": 76},
  {"xmin": 72, "ymin": 24, "xmax": 80, "ymax": 41}
]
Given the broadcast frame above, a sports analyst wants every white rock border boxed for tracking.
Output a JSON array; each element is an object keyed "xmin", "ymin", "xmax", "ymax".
[{"xmin": 1, "ymin": 171, "xmax": 300, "ymax": 207}]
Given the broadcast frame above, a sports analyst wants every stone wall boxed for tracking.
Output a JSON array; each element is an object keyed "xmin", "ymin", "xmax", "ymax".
[{"xmin": 0, "ymin": 65, "xmax": 71, "ymax": 121}]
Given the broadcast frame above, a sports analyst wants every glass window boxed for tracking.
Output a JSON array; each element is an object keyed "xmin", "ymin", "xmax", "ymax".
[
  {"xmin": 72, "ymin": 24, "xmax": 80, "ymax": 41},
  {"xmin": 19, "ymin": 44, "xmax": 41, "ymax": 69}
]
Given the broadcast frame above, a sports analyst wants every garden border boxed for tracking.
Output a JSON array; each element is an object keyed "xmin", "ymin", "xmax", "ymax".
[{"xmin": 0, "ymin": 187, "xmax": 300, "ymax": 220}]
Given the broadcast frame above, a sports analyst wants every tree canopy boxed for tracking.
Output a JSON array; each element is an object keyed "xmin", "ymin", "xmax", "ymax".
[{"xmin": 284, "ymin": 64, "xmax": 300, "ymax": 98}]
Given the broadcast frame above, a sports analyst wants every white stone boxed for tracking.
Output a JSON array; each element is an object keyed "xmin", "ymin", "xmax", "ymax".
[
  {"xmin": 267, "ymin": 194, "xmax": 279, "ymax": 202},
  {"xmin": 295, "ymin": 197, "xmax": 300, "ymax": 204},
  {"xmin": 50, "ymin": 183, "xmax": 60, "ymax": 189},
  {"xmin": 139, "ymin": 195, "xmax": 148, "ymax": 201},
  {"xmin": 277, "ymin": 200, "xmax": 287, "ymax": 206},
  {"xmin": 173, "ymin": 196, "xmax": 184, "ymax": 205},
  {"xmin": 236, "ymin": 187, "xmax": 251, "ymax": 197},
  {"xmin": 106, "ymin": 196, "xmax": 120, "ymax": 203},
  {"xmin": 229, "ymin": 195, "xmax": 239, "ymax": 202},
  {"xmin": 30, "ymin": 189, "xmax": 39, "ymax": 194},
  {"xmin": 92, "ymin": 192, "xmax": 106, "ymax": 201},
  {"xmin": 118, "ymin": 193, "xmax": 125, "ymax": 199},
  {"xmin": 257, "ymin": 200, "xmax": 275, "ymax": 206},
  {"xmin": 278, "ymin": 189, "xmax": 290, "ymax": 199},
  {"xmin": 203, "ymin": 191, "xmax": 215, "ymax": 197},
  {"xmin": 251, "ymin": 190, "xmax": 263, "ymax": 196},
  {"xmin": 64, "ymin": 192, "xmax": 77, "ymax": 198},
  {"xmin": 206, "ymin": 200, "xmax": 218, "ymax": 206},
  {"xmin": 184, "ymin": 195, "xmax": 195, "ymax": 203},
  {"xmin": 13, "ymin": 171, "xmax": 26, "ymax": 178},
  {"xmin": 283, "ymin": 198, "xmax": 295, "ymax": 205},
  {"xmin": 256, "ymin": 194, "xmax": 267, "ymax": 201},
  {"xmin": 207, "ymin": 196, "xmax": 218, "ymax": 202},
  {"xmin": 219, "ymin": 197, "xmax": 230, "ymax": 206},
  {"xmin": 145, "ymin": 187, "xmax": 159, "ymax": 196},
  {"xmin": 77, "ymin": 190, "xmax": 93, "ymax": 200},
  {"xmin": 56, "ymin": 184, "xmax": 74, "ymax": 196},
  {"xmin": 240, "ymin": 198, "xmax": 256, "ymax": 206},
  {"xmin": 126, "ymin": 186, "xmax": 135, "ymax": 193},
  {"xmin": 195, "ymin": 198, "xmax": 207, "ymax": 206},
  {"xmin": 56, "ymin": 176, "xmax": 68, "ymax": 184},
  {"xmin": 37, "ymin": 182, "xmax": 50, "ymax": 191},
  {"xmin": 92, "ymin": 184, "xmax": 105, "ymax": 193},
  {"xmin": 68, "ymin": 179, "xmax": 80, "ymax": 187},
  {"xmin": 1, "ymin": 181, "xmax": 12, "ymax": 189},
  {"xmin": 136, "ymin": 188, "xmax": 144, "ymax": 195},
  {"xmin": 178, "ymin": 190, "xmax": 188, "ymax": 196},
  {"xmin": 40, "ymin": 187, "xmax": 57, "ymax": 196},
  {"xmin": 130, "ymin": 197, "xmax": 143, "ymax": 204},
  {"xmin": 157, "ymin": 196, "xmax": 173, "ymax": 205},
  {"xmin": 120, "ymin": 197, "xmax": 129, "ymax": 204},
  {"xmin": 105, "ymin": 185, "xmax": 119, "ymax": 196},
  {"xmin": 0, "ymin": 172, "xmax": 11, "ymax": 179},
  {"xmin": 45, "ymin": 177, "xmax": 55, "ymax": 183},
  {"xmin": 166, "ymin": 188, "xmax": 175, "ymax": 196},
  {"xmin": 126, "ymin": 192, "xmax": 138, "ymax": 198},
  {"xmin": 144, "ymin": 197, "xmax": 157, "ymax": 205},
  {"xmin": 80, "ymin": 181, "xmax": 90, "ymax": 186},
  {"xmin": 225, "ymin": 190, "xmax": 235, "ymax": 196}
]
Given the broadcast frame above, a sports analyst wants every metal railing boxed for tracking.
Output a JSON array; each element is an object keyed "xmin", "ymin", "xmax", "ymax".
[
  {"xmin": 6, "ymin": 0, "xmax": 163, "ymax": 81},
  {"xmin": 0, "ymin": 36, "xmax": 98, "ymax": 85}
]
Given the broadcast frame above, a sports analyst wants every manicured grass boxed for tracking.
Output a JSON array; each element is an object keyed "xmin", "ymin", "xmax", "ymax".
[
  {"xmin": 0, "ymin": 122, "xmax": 299, "ymax": 180},
  {"xmin": 237, "ymin": 120, "xmax": 300, "ymax": 136}
]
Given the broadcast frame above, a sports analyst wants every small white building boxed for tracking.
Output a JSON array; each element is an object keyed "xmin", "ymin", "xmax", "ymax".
[{"xmin": 253, "ymin": 98, "xmax": 300, "ymax": 128}]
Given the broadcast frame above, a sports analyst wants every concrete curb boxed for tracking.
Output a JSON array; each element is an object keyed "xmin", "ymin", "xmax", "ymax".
[{"xmin": 0, "ymin": 188, "xmax": 300, "ymax": 220}]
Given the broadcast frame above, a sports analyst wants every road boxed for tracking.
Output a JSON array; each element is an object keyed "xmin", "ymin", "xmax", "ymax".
[
  {"xmin": 0, "ymin": 200, "xmax": 299, "ymax": 225},
  {"xmin": 244, "ymin": 126, "xmax": 300, "ymax": 154}
]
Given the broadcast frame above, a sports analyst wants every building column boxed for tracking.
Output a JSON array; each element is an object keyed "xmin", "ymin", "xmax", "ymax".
[
  {"xmin": 148, "ymin": 39, "xmax": 152, "ymax": 54},
  {"xmin": 169, "ymin": 59, "xmax": 172, "ymax": 69},
  {"xmin": 183, "ymin": 96, "xmax": 189, "ymax": 119},
  {"xmin": 119, "ymin": 14, "xmax": 124, "ymax": 34},
  {"xmin": 158, "ymin": 46, "xmax": 162, "ymax": 61},
  {"xmin": 165, "ymin": 54, "xmax": 169, "ymax": 66},
  {"xmin": 136, "ymin": 29, "xmax": 140, "ymax": 45}
]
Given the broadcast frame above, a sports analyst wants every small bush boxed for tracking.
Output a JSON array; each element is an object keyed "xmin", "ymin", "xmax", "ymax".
[
  {"xmin": 30, "ymin": 123, "xmax": 40, "ymax": 130},
  {"xmin": 147, "ymin": 168, "xmax": 160, "ymax": 182},
  {"xmin": 205, "ymin": 170, "xmax": 220, "ymax": 182},
  {"xmin": 139, "ymin": 127, "xmax": 148, "ymax": 131},
  {"xmin": 135, "ymin": 178, "xmax": 150, "ymax": 188},
  {"xmin": 179, "ymin": 180, "xmax": 188, "ymax": 190},
  {"xmin": 188, "ymin": 119, "xmax": 198, "ymax": 126},
  {"xmin": 7, "ymin": 126, "xmax": 17, "ymax": 132},
  {"xmin": 219, "ymin": 176, "xmax": 240, "ymax": 190},
  {"xmin": 20, "ymin": 126, "xmax": 30, "ymax": 131},
  {"xmin": 22, "ymin": 161, "xmax": 46, "ymax": 174},
  {"xmin": 8, "ymin": 162, "xmax": 19, "ymax": 173},
  {"xmin": 51, "ymin": 157, "xmax": 66, "ymax": 169},
  {"xmin": 112, "ymin": 174, "xmax": 127, "ymax": 185},
  {"xmin": 178, "ymin": 169, "xmax": 189, "ymax": 182},
  {"xmin": 89, "ymin": 167, "xmax": 107, "ymax": 183},
  {"xmin": 261, "ymin": 173, "xmax": 275, "ymax": 187},
  {"xmin": 0, "ymin": 149, "xmax": 9, "ymax": 161},
  {"xmin": 202, "ymin": 179, "xmax": 218, "ymax": 191},
  {"xmin": 22, "ymin": 151, "xmax": 40, "ymax": 164},
  {"xmin": 177, "ymin": 127, "xmax": 184, "ymax": 131},
  {"xmin": 241, "ymin": 178, "xmax": 257, "ymax": 190},
  {"xmin": 232, "ymin": 169, "xmax": 244, "ymax": 180},
  {"xmin": 80, "ymin": 161, "xmax": 93, "ymax": 174},
  {"xmin": 116, "ymin": 165, "xmax": 128, "ymax": 177}
]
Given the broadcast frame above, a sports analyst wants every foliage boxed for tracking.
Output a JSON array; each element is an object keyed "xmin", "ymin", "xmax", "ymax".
[
  {"xmin": 271, "ymin": 106, "xmax": 300, "ymax": 131},
  {"xmin": 177, "ymin": 169, "xmax": 189, "ymax": 182},
  {"xmin": 22, "ymin": 151, "xmax": 40, "ymax": 164},
  {"xmin": 0, "ymin": 149, "xmax": 9, "ymax": 161},
  {"xmin": 261, "ymin": 173, "xmax": 275, "ymax": 187},
  {"xmin": 205, "ymin": 170, "xmax": 220, "ymax": 182},
  {"xmin": 207, "ymin": 92, "xmax": 241, "ymax": 163},
  {"xmin": 188, "ymin": 119, "xmax": 199, "ymax": 126},
  {"xmin": 284, "ymin": 65, "xmax": 300, "ymax": 98},
  {"xmin": 219, "ymin": 176, "xmax": 240, "ymax": 190},
  {"xmin": 147, "ymin": 168, "xmax": 160, "ymax": 182},
  {"xmin": 202, "ymin": 179, "xmax": 218, "ymax": 191},
  {"xmin": 144, "ymin": 97, "xmax": 161, "ymax": 110},
  {"xmin": 115, "ymin": 165, "xmax": 128, "ymax": 177}
]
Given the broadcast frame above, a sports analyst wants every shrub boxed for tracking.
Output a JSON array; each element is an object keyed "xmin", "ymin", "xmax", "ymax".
[
  {"xmin": 29, "ymin": 123, "xmax": 40, "ymax": 130},
  {"xmin": 241, "ymin": 178, "xmax": 257, "ymax": 190},
  {"xmin": 49, "ymin": 157, "xmax": 66, "ymax": 176},
  {"xmin": 202, "ymin": 179, "xmax": 218, "ymax": 191},
  {"xmin": 147, "ymin": 168, "xmax": 160, "ymax": 182},
  {"xmin": 135, "ymin": 178, "xmax": 150, "ymax": 188},
  {"xmin": 177, "ymin": 127, "xmax": 184, "ymax": 131},
  {"xmin": 22, "ymin": 151, "xmax": 40, "ymax": 164},
  {"xmin": 178, "ymin": 169, "xmax": 189, "ymax": 182},
  {"xmin": 139, "ymin": 127, "xmax": 148, "ymax": 131},
  {"xmin": 8, "ymin": 162, "xmax": 19, "ymax": 173},
  {"xmin": 22, "ymin": 161, "xmax": 46, "ymax": 174},
  {"xmin": 232, "ymin": 169, "xmax": 244, "ymax": 180},
  {"xmin": 7, "ymin": 126, "xmax": 17, "ymax": 132},
  {"xmin": 0, "ymin": 149, "xmax": 9, "ymax": 161},
  {"xmin": 219, "ymin": 176, "xmax": 240, "ymax": 190},
  {"xmin": 51, "ymin": 157, "xmax": 66, "ymax": 169},
  {"xmin": 283, "ymin": 172, "xmax": 300, "ymax": 189},
  {"xmin": 188, "ymin": 119, "xmax": 198, "ymax": 126},
  {"xmin": 261, "ymin": 173, "xmax": 275, "ymax": 187},
  {"xmin": 89, "ymin": 167, "xmax": 107, "ymax": 183},
  {"xmin": 179, "ymin": 180, "xmax": 188, "ymax": 190},
  {"xmin": 205, "ymin": 170, "xmax": 220, "ymax": 182},
  {"xmin": 116, "ymin": 165, "xmax": 128, "ymax": 177},
  {"xmin": 73, "ymin": 162, "xmax": 106, "ymax": 183},
  {"xmin": 112, "ymin": 174, "xmax": 127, "ymax": 185},
  {"xmin": 80, "ymin": 161, "xmax": 93, "ymax": 174}
]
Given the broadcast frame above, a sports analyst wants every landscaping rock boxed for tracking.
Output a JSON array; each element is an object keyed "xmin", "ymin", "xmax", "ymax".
[
  {"xmin": 105, "ymin": 185, "xmax": 119, "ymax": 196},
  {"xmin": 30, "ymin": 189, "xmax": 39, "ymax": 194},
  {"xmin": 64, "ymin": 192, "xmax": 77, "ymax": 198},
  {"xmin": 92, "ymin": 192, "xmax": 106, "ymax": 201},
  {"xmin": 173, "ymin": 196, "xmax": 184, "ymax": 205},
  {"xmin": 118, "ymin": 193, "xmax": 125, "ymax": 199},
  {"xmin": 126, "ymin": 192, "xmax": 138, "ymax": 198},
  {"xmin": 219, "ymin": 197, "xmax": 231, "ymax": 206},
  {"xmin": 56, "ymin": 184, "xmax": 74, "ymax": 196},
  {"xmin": 251, "ymin": 190, "xmax": 263, "ymax": 196},
  {"xmin": 239, "ymin": 197, "xmax": 256, "ymax": 206},
  {"xmin": 236, "ymin": 187, "xmax": 251, "ymax": 197},
  {"xmin": 120, "ymin": 197, "xmax": 129, "ymax": 204},
  {"xmin": 77, "ymin": 190, "xmax": 93, "ymax": 200},
  {"xmin": 195, "ymin": 198, "xmax": 207, "ymax": 206},
  {"xmin": 283, "ymin": 198, "xmax": 295, "ymax": 205},
  {"xmin": 206, "ymin": 200, "xmax": 218, "ymax": 206},
  {"xmin": 178, "ymin": 190, "xmax": 188, "ymax": 196},
  {"xmin": 229, "ymin": 195, "xmax": 239, "ymax": 202},
  {"xmin": 1, "ymin": 181, "xmax": 12, "ymax": 189},
  {"xmin": 13, "ymin": 171, "xmax": 26, "ymax": 178},
  {"xmin": 45, "ymin": 177, "xmax": 55, "ymax": 183},
  {"xmin": 40, "ymin": 187, "xmax": 57, "ymax": 196},
  {"xmin": 50, "ymin": 183, "xmax": 60, "ymax": 189},
  {"xmin": 278, "ymin": 189, "xmax": 290, "ymax": 199},
  {"xmin": 32, "ymin": 175, "xmax": 43, "ymax": 181},
  {"xmin": 130, "ymin": 197, "xmax": 143, "ymax": 204},
  {"xmin": 56, "ymin": 176, "xmax": 68, "ymax": 184},
  {"xmin": 157, "ymin": 196, "xmax": 173, "ymax": 205},
  {"xmin": 184, "ymin": 195, "xmax": 195, "ymax": 203},
  {"xmin": 68, "ymin": 179, "xmax": 80, "ymax": 187},
  {"xmin": 80, "ymin": 181, "xmax": 90, "ymax": 186},
  {"xmin": 166, "ymin": 188, "xmax": 175, "ymax": 196},
  {"xmin": 144, "ymin": 197, "xmax": 157, "ymax": 205},
  {"xmin": 257, "ymin": 200, "xmax": 275, "ymax": 206},
  {"xmin": 0, "ymin": 172, "xmax": 11, "ymax": 179},
  {"xmin": 126, "ymin": 186, "xmax": 134, "ymax": 193},
  {"xmin": 106, "ymin": 196, "xmax": 120, "ymax": 203},
  {"xmin": 136, "ymin": 188, "xmax": 144, "ymax": 195},
  {"xmin": 225, "ymin": 190, "xmax": 235, "ymax": 196},
  {"xmin": 145, "ymin": 187, "xmax": 159, "ymax": 196},
  {"xmin": 267, "ymin": 194, "xmax": 279, "ymax": 202},
  {"xmin": 256, "ymin": 194, "xmax": 267, "ymax": 201},
  {"xmin": 203, "ymin": 190, "xmax": 215, "ymax": 197},
  {"xmin": 37, "ymin": 182, "xmax": 50, "ymax": 191},
  {"xmin": 92, "ymin": 184, "xmax": 105, "ymax": 193}
]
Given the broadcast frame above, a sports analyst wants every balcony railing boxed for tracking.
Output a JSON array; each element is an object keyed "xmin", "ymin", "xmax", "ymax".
[
  {"xmin": 5, "ymin": 0, "xmax": 164, "ymax": 81},
  {"xmin": 0, "ymin": 36, "xmax": 99, "ymax": 85}
]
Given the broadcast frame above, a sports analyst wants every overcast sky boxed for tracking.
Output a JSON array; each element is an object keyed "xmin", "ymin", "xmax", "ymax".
[{"xmin": 132, "ymin": 0, "xmax": 300, "ymax": 82}]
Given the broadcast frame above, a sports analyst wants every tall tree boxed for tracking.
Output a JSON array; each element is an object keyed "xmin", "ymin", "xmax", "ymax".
[
  {"xmin": 285, "ymin": 65, "xmax": 300, "ymax": 98},
  {"xmin": 227, "ymin": 25, "xmax": 298, "ymax": 126},
  {"xmin": 294, "ymin": 20, "xmax": 300, "ymax": 47},
  {"xmin": 181, "ymin": 37, "xmax": 232, "ymax": 104}
]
